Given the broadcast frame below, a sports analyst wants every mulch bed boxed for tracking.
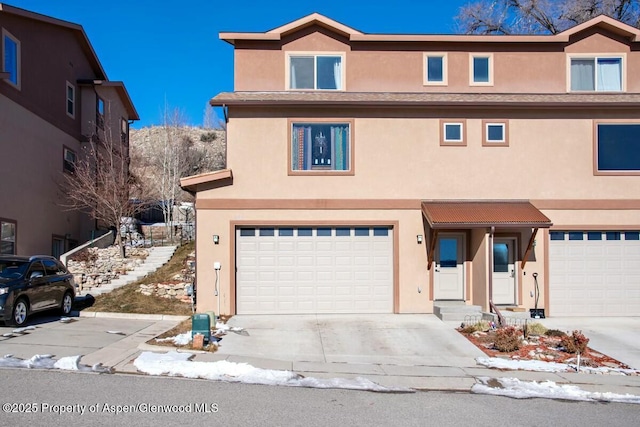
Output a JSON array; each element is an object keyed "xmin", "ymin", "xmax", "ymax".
[{"xmin": 459, "ymin": 328, "xmax": 634, "ymax": 371}]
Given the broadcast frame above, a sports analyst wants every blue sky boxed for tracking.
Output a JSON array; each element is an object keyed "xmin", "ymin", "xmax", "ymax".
[{"xmin": 8, "ymin": 0, "xmax": 470, "ymax": 128}]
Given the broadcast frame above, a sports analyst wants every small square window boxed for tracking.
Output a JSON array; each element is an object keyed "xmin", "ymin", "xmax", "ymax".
[
  {"xmin": 471, "ymin": 54, "xmax": 492, "ymax": 85},
  {"xmin": 596, "ymin": 123, "xmax": 640, "ymax": 173},
  {"xmin": 424, "ymin": 53, "xmax": 447, "ymax": 85},
  {"xmin": 483, "ymin": 121, "xmax": 508, "ymax": 146},
  {"xmin": 550, "ymin": 231, "xmax": 565, "ymax": 240},
  {"xmin": 441, "ymin": 120, "xmax": 466, "ymax": 146},
  {"xmin": 568, "ymin": 232, "xmax": 584, "ymax": 240},
  {"xmin": 63, "ymin": 147, "xmax": 76, "ymax": 174},
  {"xmin": 66, "ymin": 82, "xmax": 75, "ymax": 118}
]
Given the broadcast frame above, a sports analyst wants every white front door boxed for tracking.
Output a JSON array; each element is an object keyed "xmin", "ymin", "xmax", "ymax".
[
  {"xmin": 434, "ymin": 234, "xmax": 464, "ymax": 300},
  {"xmin": 493, "ymin": 238, "xmax": 516, "ymax": 305}
]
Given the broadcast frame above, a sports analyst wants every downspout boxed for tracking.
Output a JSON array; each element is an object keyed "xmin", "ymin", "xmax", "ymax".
[{"xmin": 222, "ymin": 104, "xmax": 228, "ymax": 169}]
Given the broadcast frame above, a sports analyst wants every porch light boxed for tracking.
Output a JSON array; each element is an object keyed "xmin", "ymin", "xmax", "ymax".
[
  {"xmin": 417, "ymin": 235, "xmax": 423, "ymax": 244},
  {"xmin": 213, "ymin": 235, "xmax": 220, "ymax": 245}
]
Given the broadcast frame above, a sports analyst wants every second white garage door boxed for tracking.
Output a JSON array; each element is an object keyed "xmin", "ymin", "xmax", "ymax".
[
  {"xmin": 236, "ymin": 226, "xmax": 393, "ymax": 314},
  {"xmin": 549, "ymin": 231, "xmax": 640, "ymax": 316}
]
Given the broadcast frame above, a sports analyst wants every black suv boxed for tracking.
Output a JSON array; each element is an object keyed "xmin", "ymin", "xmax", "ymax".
[{"xmin": 0, "ymin": 255, "xmax": 75, "ymax": 326}]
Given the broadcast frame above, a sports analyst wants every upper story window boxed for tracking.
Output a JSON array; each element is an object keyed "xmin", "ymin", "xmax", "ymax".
[
  {"xmin": 570, "ymin": 56, "xmax": 623, "ymax": 92},
  {"xmin": 63, "ymin": 146, "xmax": 76, "ymax": 174},
  {"xmin": 440, "ymin": 120, "xmax": 466, "ymax": 146},
  {"xmin": 288, "ymin": 53, "xmax": 344, "ymax": 90},
  {"xmin": 595, "ymin": 123, "xmax": 640, "ymax": 174},
  {"xmin": 470, "ymin": 54, "xmax": 493, "ymax": 86},
  {"xmin": 66, "ymin": 82, "xmax": 75, "ymax": 118},
  {"xmin": 2, "ymin": 28, "xmax": 20, "ymax": 89},
  {"xmin": 96, "ymin": 96, "xmax": 105, "ymax": 129},
  {"xmin": 424, "ymin": 53, "xmax": 447, "ymax": 85},
  {"xmin": 290, "ymin": 120, "xmax": 352, "ymax": 174},
  {"xmin": 1, "ymin": 219, "xmax": 16, "ymax": 255},
  {"xmin": 482, "ymin": 120, "xmax": 509, "ymax": 146}
]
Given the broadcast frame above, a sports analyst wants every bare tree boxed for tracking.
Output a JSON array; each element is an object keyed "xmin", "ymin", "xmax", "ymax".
[
  {"xmin": 60, "ymin": 105, "xmax": 146, "ymax": 258},
  {"xmin": 456, "ymin": 0, "xmax": 640, "ymax": 34}
]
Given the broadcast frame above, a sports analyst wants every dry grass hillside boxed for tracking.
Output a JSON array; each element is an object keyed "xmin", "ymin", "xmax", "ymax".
[{"xmin": 130, "ymin": 126, "xmax": 226, "ymax": 175}]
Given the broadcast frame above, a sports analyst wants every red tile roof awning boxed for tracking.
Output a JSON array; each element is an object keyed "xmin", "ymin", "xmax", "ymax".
[{"xmin": 421, "ymin": 200, "xmax": 552, "ymax": 229}]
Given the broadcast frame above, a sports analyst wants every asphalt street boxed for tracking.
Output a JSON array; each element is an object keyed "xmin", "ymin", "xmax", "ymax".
[{"xmin": 1, "ymin": 369, "xmax": 638, "ymax": 427}]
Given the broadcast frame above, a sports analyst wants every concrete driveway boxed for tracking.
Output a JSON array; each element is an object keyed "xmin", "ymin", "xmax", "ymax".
[
  {"xmin": 219, "ymin": 314, "xmax": 485, "ymax": 368},
  {"xmin": 540, "ymin": 317, "xmax": 640, "ymax": 370}
]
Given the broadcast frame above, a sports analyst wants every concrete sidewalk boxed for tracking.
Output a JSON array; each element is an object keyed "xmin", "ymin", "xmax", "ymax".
[{"xmin": 1, "ymin": 312, "xmax": 639, "ymax": 395}]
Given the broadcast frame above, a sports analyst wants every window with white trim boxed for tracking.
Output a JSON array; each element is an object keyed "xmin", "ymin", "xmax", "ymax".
[
  {"xmin": 288, "ymin": 53, "xmax": 344, "ymax": 90},
  {"xmin": 1, "ymin": 219, "xmax": 16, "ymax": 255},
  {"xmin": 66, "ymin": 82, "xmax": 75, "ymax": 118},
  {"xmin": 291, "ymin": 121, "xmax": 351, "ymax": 172},
  {"xmin": 471, "ymin": 54, "xmax": 492, "ymax": 85},
  {"xmin": 440, "ymin": 120, "xmax": 466, "ymax": 146},
  {"xmin": 2, "ymin": 28, "xmax": 20, "ymax": 88},
  {"xmin": 425, "ymin": 53, "xmax": 447, "ymax": 85},
  {"xmin": 570, "ymin": 56, "xmax": 623, "ymax": 92},
  {"xmin": 483, "ymin": 121, "xmax": 508, "ymax": 146}
]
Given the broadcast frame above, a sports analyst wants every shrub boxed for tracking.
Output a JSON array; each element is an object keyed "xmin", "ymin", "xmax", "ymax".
[
  {"xmin": 200, "ymin": 131, "xmax": 217, "ymax": 142},
  {"xmin": 560, "ymin": 330, "xmax": 590, "ymax": 354},
  {"xmin": 526, "ymin": 322, "xmax": 548, "ymax": 336},
  {"xmin": 460, "ymin": 320, "xmax": 490, "ymax": 334},
  {"xmin": 493, "ymin": 326, "xmax": 521, "ymax": 352},
  {"xmin": 545, "ymin": 329, "xmax": 567, "ymax": 338}
]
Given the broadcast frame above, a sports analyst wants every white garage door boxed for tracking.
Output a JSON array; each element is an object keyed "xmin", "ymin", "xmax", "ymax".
[
  {"xmin": 549, "ymin": 231, "xmax": 640, "ymax": 316},
  {"xmin": 236, "ymin": 226, "xmax": 393, "ymax": 314}
]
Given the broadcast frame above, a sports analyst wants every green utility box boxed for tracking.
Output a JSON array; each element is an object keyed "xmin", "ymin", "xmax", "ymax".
[{"xmin": 191, "ymin": 313, "xmax": 211, "ymax": 343}]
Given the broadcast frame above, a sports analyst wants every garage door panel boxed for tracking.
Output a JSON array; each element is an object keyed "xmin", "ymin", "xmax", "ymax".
[{"xmin": 550, "ymin": 230, "xmax": 640, "ymax": 316}]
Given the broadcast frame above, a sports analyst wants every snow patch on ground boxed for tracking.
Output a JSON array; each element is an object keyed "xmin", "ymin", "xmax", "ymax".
[
  {"xmin": 473, "ymin": 377, "xmax": 640, "ymax": 404},
  {"xmin": 134, "ymin": 351, "xmax": 413, "ymax": 393},
  {"xmin": 476, "ymin": 357, "xmax": 640, "ymax": 375},
  {"xmin": 0, "ymin": 354, "xmax": 112, "ymax": 373},
  {"xmin": 155, "ymin": 331, "xmax": 192, "ymax": 346}
]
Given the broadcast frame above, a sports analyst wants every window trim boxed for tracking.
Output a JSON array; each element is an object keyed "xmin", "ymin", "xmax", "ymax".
[
  {"xmin": 66, "ymin": 81, "xmax": 75, "ymax": 119},
  {"xmin": 440, "ymin": 119, "xmax": 467, "ymax": 146},
  {"xmin": 567, "ymin": 53, "xmax": 626, "ymax": 93},
  {"xmin": 593, "ymin": 120, "xmax": 640, "ymax": 176},
  {"xmin": 424, "ymin": 53, "xmax": 448, "ymax": 86},
  {"xmin": 469, "ymin": 53, "xmax": 493, "ymax": 86},
  {"xmin": 286, "ymin": 51, "xmax": 346, "ymax": 91},
  {"xmin": 0, "ymin": 218, "xmax": 17, "ymax": 255},
  {"xmin": 2, "ymin": 28, "xmax": 21, "ymax": 89},
  {"xmin": 482, "ymin": 120, "xmax": 509, "ymax": 146},
  {"xmin": 288, "ymin": 118, "xmax": 355, "ymax": 176},
  {"xmin": 63, "ymin": 146, "xmax": 77, "ymax": 174}
]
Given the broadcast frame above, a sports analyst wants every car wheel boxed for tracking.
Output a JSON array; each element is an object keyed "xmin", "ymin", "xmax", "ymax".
[
  {"xmin": 12, "ymin": 298, "xmax": 29, "ymax": 326},
  {"xmin": 60, "ymin": 292, "xmax": 73, "ymax": 316}
]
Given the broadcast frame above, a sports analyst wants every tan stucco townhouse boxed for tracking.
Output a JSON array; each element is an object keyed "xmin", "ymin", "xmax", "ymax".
[{"xmin": 182, "ymin": 13, "xmax": 640, "ymax": 318}]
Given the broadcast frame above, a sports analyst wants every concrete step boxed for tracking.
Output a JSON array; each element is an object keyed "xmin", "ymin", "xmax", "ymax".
[{"xmin": 433, "ymin": 303, "xmax": 482, "ymax": 322}]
